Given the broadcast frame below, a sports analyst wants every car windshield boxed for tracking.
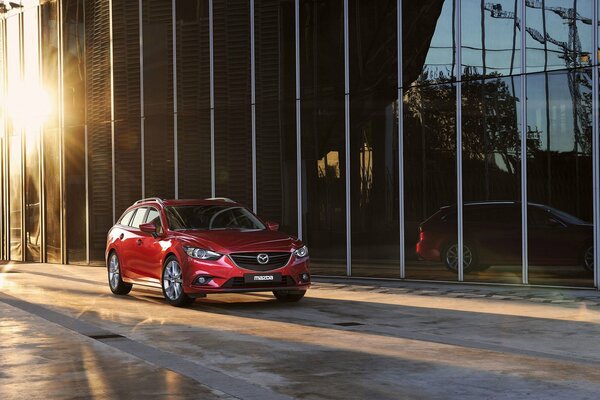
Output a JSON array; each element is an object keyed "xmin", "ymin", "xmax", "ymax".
[
  {"xmin": 165, "ymin": 205, "xmax": 266, "ymax": 231},
  {"xmin": 544, "ymin": 206, "xmax": 586, "ymax": 225}
]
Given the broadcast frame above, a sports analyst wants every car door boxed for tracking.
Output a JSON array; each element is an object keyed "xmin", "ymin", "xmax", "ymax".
[
  {"xmin": 137, "ymin": 206, "xmax": 167, "ymax": 283},
  {"xmin": 528, "ymin": 206, "xmax": 570, "ymax": 265},
  {"xmin": 122, "ymin": 207, "xmax": 149, "ymax": 279}
]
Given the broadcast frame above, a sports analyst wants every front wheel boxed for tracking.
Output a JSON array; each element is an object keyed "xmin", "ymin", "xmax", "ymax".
[
  {"xmin": 108, "ymin": 252, "xmax": 132, "ymax": 295},
  {"xmin": 582, "ymin": 245, "xmax": 594, "ymax": 272},
  {"xmin": 273, "ymin": 290, "xmax": 306, "ymax": 302},
  {"xmin": 162, "ymin": 256, "xmax": 194, "ymax": 307},
  {"xmin": 442, "ymin": 242, "xmax": 478, "ymax": 272}
]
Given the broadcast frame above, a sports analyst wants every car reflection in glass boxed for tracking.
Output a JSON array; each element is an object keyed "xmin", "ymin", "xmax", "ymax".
[{"xmin": 416, "ymin": 201, "xmax": 593, "ymax": 272}]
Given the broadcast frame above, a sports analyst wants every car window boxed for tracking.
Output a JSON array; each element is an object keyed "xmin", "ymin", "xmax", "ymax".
[
  {"xmin": 119, "ymin": 209, "xmax": 135, "ymax": 226},
  {"xmin": 130, "ymin": 207, "xmax": 148, "ymax": 229},
  {"xmin": 165, "ymin": 205, "xmax": 266, "ymax": 230},
  {"xmin": 145, "ymin": 207, "xmax": 163, "ymax": 234}
]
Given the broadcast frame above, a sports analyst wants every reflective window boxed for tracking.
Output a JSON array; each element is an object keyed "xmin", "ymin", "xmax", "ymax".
[
  {"xmin": 86, "ymin": 0, "xmax": 113, "ymax": 261},
  {"xmin": 64, "ymin": 0, "xmax": 87, "ymax": 264},
  {"xmin": 300, "ymin": 0, "xmax": 346, "ymax": 276},
  {"xmin": 526, "ymin": 0, "xmax": 593, "ymax": 73},
  {"xmin": 526, "ymin": 69, "xmax": 593, "ymax": 286},
  {"xmin": 213, "ymin": 0, "xmax": 252, "ymax": 206},
  {"xmin": 143, "ymin": 0, "xmax": 175, "ymax": 199},
  {"xmin": 113, "ymin": 0, "xmax": 142, "ymax": 212},
  {"xmin": 404, "ymin": 82, "xmax": 457, "ymax": 280},
  {"xmin": 462, "ymin": 0, "xmax": 521, "ymax": 79},
  {"xmin": 462, "ymin": 75, "xmax": 522, "ymax": 283},
  {"xmin": 176, "ymin": 0, "xmax": 212, "ymax": 199},
  {"xmin": 349, "ymin": 0, "xmax": 399, "ymax": 277},
  {"xmin": 130, "ymin": 207, "xmax": 148, "ymax": 229},
  {"xmin": 403, "ymin": 0, "xmax": 456, "ymax": 87},
  {"xmin": 119, "ymin": 209, "xmax": 136, "ymax": 226},
  {"xmin": 145, "ymin": 207, "xmax": 163, "ymax": 234},
  {"xmin": 255, "ymin": 0, "xmax": 297, "ymax": 234}
]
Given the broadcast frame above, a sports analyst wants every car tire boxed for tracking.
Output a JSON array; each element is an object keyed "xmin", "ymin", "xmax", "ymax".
[
  {"xmin": 107, "ymin": 251, "xmax": 133, "ymax": 295},
  {"xmin": 273, "ymin": 290, "xmax": 306, "ymax": 302},
  {"xmin": 162, "ymin": 255, "xmax": 194, "ymax": 307},
  {"xmin": 442, "ymin": 242, "xmax": 478, "ymax": 272},
  {"xmin": 581, "ymin": 244, "xmax": 594, "ymax": 273}
]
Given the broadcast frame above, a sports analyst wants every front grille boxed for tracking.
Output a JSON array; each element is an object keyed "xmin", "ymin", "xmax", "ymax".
[
  {"xmin": 222, "ymin": 275, "xmax": 296, "ymax": 289},
  {"xmin": 229, "ymin": 252, "xmax": 291, "ymax": 271}
]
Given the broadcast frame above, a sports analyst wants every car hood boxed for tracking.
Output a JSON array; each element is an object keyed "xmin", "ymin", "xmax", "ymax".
[{"xmin": 172, "ymin": 229, "xmax": 303, "ymax": 253}]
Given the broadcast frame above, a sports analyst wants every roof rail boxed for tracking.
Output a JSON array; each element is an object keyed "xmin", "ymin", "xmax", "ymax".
[
  {"xmin": 135, "ymin": 197, "xmax": 164, "ymax": 205},
  {"xmin": 204, "ymin": 197, "xmax": 236, "ymax": 203}
]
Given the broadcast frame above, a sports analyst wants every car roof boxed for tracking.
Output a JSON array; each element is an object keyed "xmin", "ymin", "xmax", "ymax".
[{"xmin": 132, "ymin": 198, "xmax": 243, "ymax": 208}]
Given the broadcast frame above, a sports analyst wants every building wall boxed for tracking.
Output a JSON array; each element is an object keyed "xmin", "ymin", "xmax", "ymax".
[{"xmin": 1, "ymin": 0, "xmax": 599, "ymax": 288}]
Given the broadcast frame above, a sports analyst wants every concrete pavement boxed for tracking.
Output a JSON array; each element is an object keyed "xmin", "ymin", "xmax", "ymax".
[{"xmin": 2, "ymin": 262, "xmax": 600, "ymax": 399}]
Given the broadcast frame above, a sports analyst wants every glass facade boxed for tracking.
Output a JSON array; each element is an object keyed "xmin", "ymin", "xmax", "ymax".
[{"xmin": 0, "ymin": 0, "xmax": 599, "ymax": 289}]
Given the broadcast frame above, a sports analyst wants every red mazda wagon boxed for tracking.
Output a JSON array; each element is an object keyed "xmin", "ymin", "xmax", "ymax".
[{"xmin": 106, "ymin": 198, "xmax": 310, "ymax": 306}]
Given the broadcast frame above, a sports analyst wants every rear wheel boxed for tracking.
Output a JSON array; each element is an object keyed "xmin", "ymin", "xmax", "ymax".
[
  {"xmin": 162, "ymin": 256, "xmax": 194, "ymax": 307},
  {"xmin": 273, "ymin": 290, "xmax": 306, "ymax": 302},
  {"xmin": 442, "ymin": 242, "xmax": 478, "ymax": 273},
  {"xmin": 107, "ymin": 252, "xmax": 132, "ymax": 295},
  {"xmin": 582, "ymin": 245, "xmax": 594, "ymax": 272}
]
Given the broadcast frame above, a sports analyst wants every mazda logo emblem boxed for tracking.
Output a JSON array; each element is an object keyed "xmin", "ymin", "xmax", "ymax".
[{"xmin": 257, "ymin": 253, "xmax": 269, "ymax": 264}]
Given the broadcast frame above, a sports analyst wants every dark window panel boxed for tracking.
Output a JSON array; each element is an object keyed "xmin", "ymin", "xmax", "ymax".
[
  {"xmin": 213, "ymin": 0, "xmax": 252, "ymax": 206},
  {"xmin": 176, "ymin": 0, "xmax": 211, "ymax": 199},
  {"xmin": 526, "ymin": 69, "xmax": 593, "ymax": 286},
  {"xmin": 255, "ymin": 0, "xmax": 297, "ymax": 234},
  {"xmin": 403, "ymin": 82, "xmax": 457, "ymax": 280},
  {"xmin": 349, "ymin": 0, "xmax": 399, "ymax": 278}
]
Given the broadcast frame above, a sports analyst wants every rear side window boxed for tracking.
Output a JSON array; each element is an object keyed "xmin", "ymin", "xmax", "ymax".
[
  {"xmin": 119, "ymin": 209, "xmax": 136, "ymax": 226},
  {"xmin": 130, "ymin": 207, "xmax": 148, "ymax": 229}
]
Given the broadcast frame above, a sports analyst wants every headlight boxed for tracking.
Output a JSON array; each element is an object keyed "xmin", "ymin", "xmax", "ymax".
[
  {"xmin": 184, "ymin": 246, "xmax": 221, "ymax": 260},
  {"xmin": 294, "ymin": 245, "xmax": 309, "ymax": 259}
]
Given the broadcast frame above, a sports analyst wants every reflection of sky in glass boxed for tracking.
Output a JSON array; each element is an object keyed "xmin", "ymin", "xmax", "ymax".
[
  {"xmin": 423, "ymin": 0, "xmax": 594, "ymax": 77},
  {"xmin": 527, "ymin": 71, "xmax": 589, "ymax": 152}
]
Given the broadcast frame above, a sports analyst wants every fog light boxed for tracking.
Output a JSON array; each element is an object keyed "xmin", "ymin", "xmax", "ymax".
[
  {"xmin": 300, "ymin": 273, "xmax": 310, "ymax": 282},
  {"xmin": 194, "ymin": 276, "xmax": 212, "ymax": 285}
]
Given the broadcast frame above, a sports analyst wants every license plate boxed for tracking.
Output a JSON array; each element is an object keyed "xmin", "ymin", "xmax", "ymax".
[{"xmin": 244, "ymin": 273, "xmax": 282, "ymax": 284}]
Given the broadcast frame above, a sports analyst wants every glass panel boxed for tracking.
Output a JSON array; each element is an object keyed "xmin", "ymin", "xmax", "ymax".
[
  {"xmin": 175, "ymin": 0, "xmax": 211, "ymax": 199},
  {"xmin": 527, "ymin": 69, "xmax": 594, "ymax": 286},
  {"xmin": 462, "ymin": 75, "xmax": 522, "ymax": 283},
  {"xmin": 300, "ymin": 0, "xmax": 346, "ymax": 276},
  {"xmin": 213, "ymin": 0, "xmax": 252, "ymax": 206},
  {"xmin": 114, "ymin": 0, "xmax": 142, "ymax": 211},
  {"xmin": 404, "ymin": 82, "xmax": 458, "ymax": 280},
  {"xmin": 349, "ymin": 0, "xmax": 399, "ymax": 278},
  {"xmin": 7, "ymin": 15, "xmax": 22, "ymax": 261},
  {"xmin": 23, "ymin": 8, "xmax": 41, "ymax": 262},
  {"xmin": 462, "ymin": 0, "xmax": 521, "ymax": 79},
  {"xmin": 143, "ymin": 0, "xmax": 175, "ymax": 199},
  {"xmin": 255, "ymin": 0, "xmax": 297, "ymax": 234},
  {"xmin": 403, "ymin": 0, "xmax": 456, "ymax": 87},
  {"xmin": 64, "ymin": 0, "xmax": 87, "ymax": 264},
  {"xmin": 526, "ymin": 0, "xmax": 593, "ymax": 73},
  {"xmin": 130, "ymin": 207, "xmax": 148, "ymax": 229},
  {"xmin": 86, "ymin": 0, "xmax": 112, "ymax": 262}
]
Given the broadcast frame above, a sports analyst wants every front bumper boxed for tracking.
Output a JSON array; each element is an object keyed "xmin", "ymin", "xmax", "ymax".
[{"xmin": 182, "ymin": 253, "xmax": 311, "ymax": 294}]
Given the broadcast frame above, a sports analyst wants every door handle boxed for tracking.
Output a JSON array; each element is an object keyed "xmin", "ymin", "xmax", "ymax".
[
  {"xmin": 119, "ymin": 233, "xmax": 124, "ymax": 240},
  {"xmin": 137, "ymin": 239, "xmax": 143, "ymax": 246}
]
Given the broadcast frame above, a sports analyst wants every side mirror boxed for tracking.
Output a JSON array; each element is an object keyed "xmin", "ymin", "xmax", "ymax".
[
  {"xmin": 266, "ymin": 221, "xmax": 280, "ymax": 231},
  {"xmin": 140, "ymin": 222, "xmax": 158, "ymax": 237},
  {"xmin": 547, "ymin": 218, "xmax": 564, "ymax": 228}
]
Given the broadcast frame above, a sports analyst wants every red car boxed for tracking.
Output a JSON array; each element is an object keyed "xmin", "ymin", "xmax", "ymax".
[
  {"xmin": 416, "ymin": 201, "xmax": 593, "ymax": 272},
  {"xmin": 106, "ymin": 198, "xmax": 310, "ymax": 306}
]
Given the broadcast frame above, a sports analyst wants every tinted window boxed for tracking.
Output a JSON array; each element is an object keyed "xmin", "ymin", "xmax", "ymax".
[
  {"xmin": 130, "ymin": 207, "xmax": 148, "ymax": 229},
  {"xmin": 165, "ymin": 205, "xmax": 265, "ymax": 231},
  {"xmin": 119, "ymin": 209, "xmax": 136, "ymax": 226}
]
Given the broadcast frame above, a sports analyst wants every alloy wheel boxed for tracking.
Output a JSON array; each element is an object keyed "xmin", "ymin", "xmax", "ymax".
[
  {"xmin": 445, "ymin": 244, "xmax": 473, "ymax": 271},
  {"xmin": 584, "ymin": 246, "xmax": 594, "ymax": 272},
  {"xmin": 163, "ymin": 260, "xmax": 184, "ymax": 301},
  {"xmin": 108, "ymin": 253, "xmax": 120, "ymax": 290}
]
